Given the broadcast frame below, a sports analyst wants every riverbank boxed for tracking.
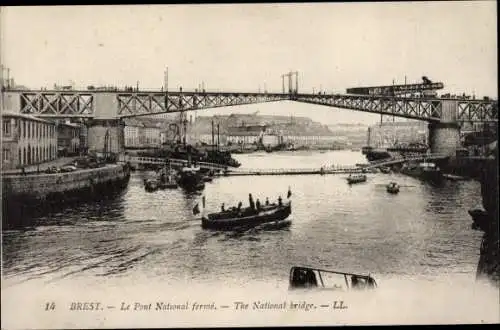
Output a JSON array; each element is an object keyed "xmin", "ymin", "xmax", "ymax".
[
  {"xmin": 1, "ymin": 156, "xmax": 79, "ymax": 175},
  {"xmin": 2, "ymin": 162, "xmax": 131, "ymax": 227}
]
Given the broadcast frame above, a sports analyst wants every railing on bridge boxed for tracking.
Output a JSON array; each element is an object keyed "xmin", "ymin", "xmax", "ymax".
[
  {"xmin": 124, "ymin": 155, "xmax": 230, "ymax": 171},
  {"xmin": 364, "ymin": 153, "xmax": 449, "ymax": 169},
  {"xmin": 228, "ymin": 164, "xmax": 362, "ymax": 175}
]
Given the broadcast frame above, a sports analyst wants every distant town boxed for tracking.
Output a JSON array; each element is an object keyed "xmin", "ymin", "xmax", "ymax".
[{"xmin": 122, "ymin": 112, "xmax": 430, "ymax": 152}]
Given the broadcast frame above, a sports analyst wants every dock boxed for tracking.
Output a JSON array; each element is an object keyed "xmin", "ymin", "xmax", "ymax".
[
  {"xmin": 224, "ymin": 165, "xmax": 364, "ymax": 176},
  {"xmin": 1, "ymin": 156, "xmax": 80, "ymax": 176}
]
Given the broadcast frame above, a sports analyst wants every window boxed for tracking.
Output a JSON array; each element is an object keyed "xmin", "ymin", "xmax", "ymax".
[
  {"xmin": 2, "ymin": 120, "xmax": 11, "ymax": 136},
  {"xmin": 3, "ymin": 149, "xmax": 10, "ymax": 161}
]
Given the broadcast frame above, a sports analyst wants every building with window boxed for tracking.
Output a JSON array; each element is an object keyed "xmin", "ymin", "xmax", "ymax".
[
  {"xmin": 367, "ymin": 121, "xmax": 428, "ymax": 147},
  {"xmin": 124, "ymin": 125, "xmax": 142, "ymax": 148},
  {"xmin": 226, "ymin": 125, "xmax": 266, "ymax": 145},
  {"xmin": 124, "ymin": 121, "xmax": 162, "ymax": 148},
  {"xmin": 1, "ymin": 112, "xmax": 57, "ymax": 170},
  {"xmin": 141, "ymin": 125, "xmax": 162, "ymax": 147}
]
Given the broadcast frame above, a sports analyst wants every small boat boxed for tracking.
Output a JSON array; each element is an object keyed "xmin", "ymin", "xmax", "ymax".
[
  {"xmin": 380, "ymin": 166, "xmax": 391, "ymax": 174},
  {"xmin": 289, "ymin": 266, "xmax": 377, "ymax": 291},
  {"xmin": 347, "ymin": 174, "xmax": 367, "ymax": 184},
  {"xmin": 201, "ymin": 200, "xmax": 292, "ymax": 230},
  {"xmin": 177, "ymin": 164, "xmax": 204, "ymax": 189},
  {"xmin": 401, "ymin": 161, "xmax": 444, "ymax": 184},
  {"xmin": 159, "ymin": 180, "xmax": 178, "ymax": 189},
  {"xmin": 144, "ymin": 178, "xmax": 159, "ymax": 192},
  {"xmin": 386, "ymin": 181, "xmax": 400, "ymax": 194}
]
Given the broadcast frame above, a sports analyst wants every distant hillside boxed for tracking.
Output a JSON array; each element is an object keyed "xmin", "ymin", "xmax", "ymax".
[{"xmin": 192, "ymin": 114, "xmax": 334, "ymax": 136}]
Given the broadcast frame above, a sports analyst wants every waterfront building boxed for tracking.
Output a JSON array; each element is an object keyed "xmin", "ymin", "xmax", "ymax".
[
  {"xmin": 367, "ymin": 121, "xmax": 428, "ymax": 147},
  {"xmin": 79, "ymin": 124, "xmax": 89, "ymax": 153},
  {"xmin": 160, "ymin": 131, "xmax": 168, "ymax": 145},
  {"xmin": 262, "ymin": 134, "xmax": 280, "ymax": 147},
  {"xmin": 226, "ymin": 125, "xmax": 265, "ymax": 146},
  {"xmin": 124, "ymin": 125, "xmax": 142, "ymax": 148},
  {"xmin": 56, "ymin": 121, "xmax": 81, "ymax": 156},
  {"xmin": 282, "ymin": 134, "xmax": 347, "ymax": 147},
  {"xmin": 1, "ymin": 112, "xmax": 57, "ymax": 170},
  {"xmin": 141, "ymin": 124, "xmax": 162, "ymax": 147},
  {"xmin": 124, "ymin": 121, "xmax": 162, "ymax": 148}
]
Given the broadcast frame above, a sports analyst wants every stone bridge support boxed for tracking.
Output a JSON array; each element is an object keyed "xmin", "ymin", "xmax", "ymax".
[
  {"xmin": 428, "ymin": 100, "xmax": 461, "ymax": 157},
  {"xmin": 87, "ymin": 93, "xmax": 124, "ymax": 155}
]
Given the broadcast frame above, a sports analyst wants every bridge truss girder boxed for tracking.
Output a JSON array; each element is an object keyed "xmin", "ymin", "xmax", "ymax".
[
  {"xmin": 457, "ymin": 100, "xmax": 498, "ymax": 123},
  {"xmin": 293, "ymin": 94, "xmax": 443, "ymax": 121},
  {"xmin": 14, "ymin": 90, "xmax": 498, "ymax": 123},
  {"xmin": 117, "ymin": 92, "xmax": 288, "ymax": 117},
  {"xmin": 293, "ymin": 94, "xmax": 498, "ymax": 123},
  {"xmin": 19, "ymin": 92, "xmax": 94, "ymax": 117}
]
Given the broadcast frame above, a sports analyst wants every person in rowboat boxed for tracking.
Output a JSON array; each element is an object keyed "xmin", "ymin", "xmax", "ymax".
[
  {"xmin": 265, "ymin": 197, "xmax": 269, "ymax": 206},
  {"xmin": 256, "ymin": 199, "xmax": 261, "ymax": 211},
  {"xmin": 278, "ymin": 196, "xmax": 282, "ymax": 206},
  {"xmin": 221, "ymin": 203, "xmax": 225, "ymax": 212}
]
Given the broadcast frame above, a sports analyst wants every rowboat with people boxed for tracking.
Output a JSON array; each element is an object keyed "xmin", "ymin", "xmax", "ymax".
[
  {"xmin": 347, "ymin": 174, "xmax": 367, "ymax": 184},
  {"xmin": 194, "ymin": 188, "xmax": 293, "ymax": 230},
  {"xmin": 288, "ymin": 266, "xmax": 377, "ymax": 291},
  {"xmin": 386, "ymin": 181, "xmax": 400, "ymax": 194},
  {"xmin": 144, "ymin": 178, "xmax": 159, "ymax": 192}
]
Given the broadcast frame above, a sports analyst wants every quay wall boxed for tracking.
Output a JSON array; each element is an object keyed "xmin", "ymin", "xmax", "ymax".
[{"xmin": 1, "ymin": 164, "xmax": 129, "ymax": 199}]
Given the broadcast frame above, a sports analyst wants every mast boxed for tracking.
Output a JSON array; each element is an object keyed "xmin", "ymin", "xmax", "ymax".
[
  {"xmin": 211, "ymin": 119, "xmax": 215, "ymax": 151},
  {"xmin": 217, "ymin": 123, "xmax": 220, "ymax": 151}
]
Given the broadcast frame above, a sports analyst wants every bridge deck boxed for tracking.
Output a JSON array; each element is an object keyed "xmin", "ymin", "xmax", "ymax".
[{"xmin": 8, "ymin": 89, "xmax": 497, "ymax": 123}]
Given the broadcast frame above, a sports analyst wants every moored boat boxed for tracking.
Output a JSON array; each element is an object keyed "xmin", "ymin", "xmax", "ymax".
[
  {"xmin": 177, "ymin": 164, "xmax": 204, "ymax": 190},
  {"xmin": 401, "ymin": 161, "xmax": 444, "ymax": 184},
  {"xmin": 347, "ymin": 174, "xmax": 367, "ymax": 184},
  {"xmin": 386, "ymin": 181, "xmax": 400, "ymax": 194},
  {"xmin": 159, "ymin": 180, "xmax": 178, "ymax": 189},
  {"xmin": 144, "ymin": 178, "xmax": 159, "ymax": 192},
  {"xmin": 288, "ymin": 266, "xmax": 377, "ymax": 290},
  {"xmin": 380, "ymin": 166, "xmax": 391, "ymax": 174}
]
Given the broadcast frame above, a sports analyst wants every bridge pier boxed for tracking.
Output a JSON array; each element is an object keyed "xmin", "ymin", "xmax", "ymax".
[
  {"xmin": 87, "ymin": 119, "xmax": 125, "ymax": 155},
  {"xmin": 87, "ymin": 93, "xmax": 125, "ymax": 155},
  {"xmin": 428, "ymin": 100, "xmax": 460, "ymax": 157}
]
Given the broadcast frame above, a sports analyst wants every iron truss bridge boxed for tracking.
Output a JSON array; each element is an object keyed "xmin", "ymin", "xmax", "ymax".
[
  {"xmin": 116, "ymin": 92, "xmax": 287, "ymax": 118},
  {"xmin": 292, "ymin": 94, "xmax": 498, "ymax": 123},
  {"xmin": 19, "ymin": 92, "xmax": 94, "ymax": 117},
  {"xmin": 15, "ymin": 90, "xmax": 498, "ymax": 123}
]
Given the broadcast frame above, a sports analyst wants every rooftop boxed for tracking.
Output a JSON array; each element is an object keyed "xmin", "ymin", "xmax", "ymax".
[{"xmin": 1, "ymin": 111, "xmax": 55, "ymax": 124}]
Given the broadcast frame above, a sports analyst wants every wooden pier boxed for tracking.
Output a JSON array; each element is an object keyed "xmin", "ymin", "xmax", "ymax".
[{"xmin": 224, "ymin": 165, "xmax": 364, "ymax": 176}]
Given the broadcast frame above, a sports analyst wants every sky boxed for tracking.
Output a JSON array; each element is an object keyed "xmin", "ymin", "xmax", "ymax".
[{"xmin": 0, "ymin": 2, "xmax": 497, "ymax": 125}]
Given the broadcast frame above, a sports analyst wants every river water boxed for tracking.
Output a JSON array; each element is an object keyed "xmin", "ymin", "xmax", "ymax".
[{"xmin": 2, "ymin": 150, "xmax": 499, "ymax": 327}]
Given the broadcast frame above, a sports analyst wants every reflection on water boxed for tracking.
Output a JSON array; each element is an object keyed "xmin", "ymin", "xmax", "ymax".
[{"xmin": 2, "ymin": 151, "xmax": 485, "ymax": 288}]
